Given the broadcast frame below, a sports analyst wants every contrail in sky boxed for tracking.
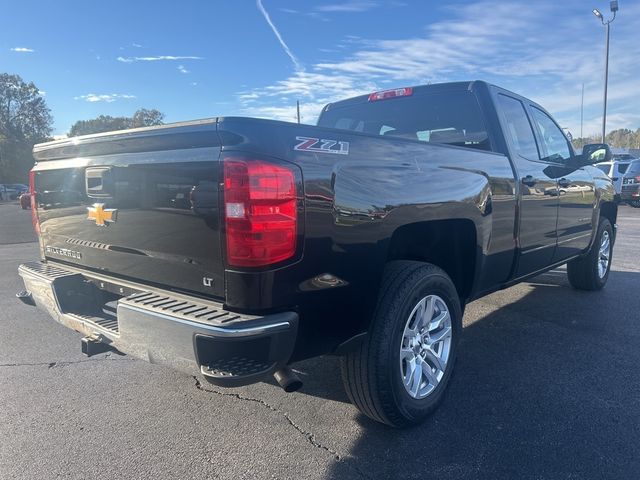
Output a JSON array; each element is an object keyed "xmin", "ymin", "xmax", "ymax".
[{"xmin": 256, "ymin": 0, "xmax": 303, "ymax": 72}]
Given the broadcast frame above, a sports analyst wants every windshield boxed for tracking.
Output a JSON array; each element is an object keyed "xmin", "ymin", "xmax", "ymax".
[{"xmin": 318, "ymin": 91, "xmax": 491, "ymax": 151}]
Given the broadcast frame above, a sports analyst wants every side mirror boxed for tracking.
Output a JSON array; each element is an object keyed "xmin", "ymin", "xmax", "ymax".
[{"xmin": 581, "ymin": 143, "xmax": 612, "ymax": 165}]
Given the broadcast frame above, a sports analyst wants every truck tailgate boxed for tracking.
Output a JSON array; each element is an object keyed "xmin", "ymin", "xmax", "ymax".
[{"xmin": 32, "ymin": 120, "xmax": 225, "ymax": 299}]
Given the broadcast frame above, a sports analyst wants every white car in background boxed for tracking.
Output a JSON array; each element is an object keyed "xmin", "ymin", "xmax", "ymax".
[{"xmin": 595, "ymin": 159, "xmax": 633, "ymax": 197}]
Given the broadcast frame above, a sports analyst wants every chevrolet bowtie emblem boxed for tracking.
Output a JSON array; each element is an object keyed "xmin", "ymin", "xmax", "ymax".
[{"xmin": 87, "ymin": 203, "xmax": 117, "ymax": 226}]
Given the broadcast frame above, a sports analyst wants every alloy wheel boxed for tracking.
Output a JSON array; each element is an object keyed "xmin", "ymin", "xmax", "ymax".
[{"xmin": 400, "ymin": 295, "xmax": 453, "ymax": 399}]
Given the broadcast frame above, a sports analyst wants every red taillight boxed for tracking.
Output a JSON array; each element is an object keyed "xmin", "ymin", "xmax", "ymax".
[
  {"xmin": 223, "ymin": 158, "xmax": 298, "ymax": 267},
  {"xmin": 29, "ymin": 169, "xmax": 40, "ymax": 235},
  {"xmin": 368, "ymin": 87, "xmax": 413, "ymax": 102}
]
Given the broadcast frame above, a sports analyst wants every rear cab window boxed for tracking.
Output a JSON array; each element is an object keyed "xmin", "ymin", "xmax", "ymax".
[{"xmin": 318, "ymin": 90, "xmax": 491, "ymax": 151}]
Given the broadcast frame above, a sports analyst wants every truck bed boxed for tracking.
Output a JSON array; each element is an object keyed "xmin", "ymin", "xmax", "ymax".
[{"xmin": 32, "ymin": 116, "xmax": 516, "ymax": 317}]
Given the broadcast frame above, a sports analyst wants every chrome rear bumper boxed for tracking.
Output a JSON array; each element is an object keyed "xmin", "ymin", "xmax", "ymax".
[{"xmin": 18, "ymin": 261, "xmax": 298, "ymax": 386}]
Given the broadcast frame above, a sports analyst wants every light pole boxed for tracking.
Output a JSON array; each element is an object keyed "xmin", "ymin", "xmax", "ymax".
[
  {"xmin": 580, "ymin": 83, "xmax": 584, "ymax": 140},
  {"xmin": 593, "ymin": 1, "xmax": 618, "ymax": 143}
]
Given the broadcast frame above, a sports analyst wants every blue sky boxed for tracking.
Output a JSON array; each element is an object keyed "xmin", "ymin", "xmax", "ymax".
[{"xmin": 2, "ymin": 0, "xmax": 639, "ymax": 138}]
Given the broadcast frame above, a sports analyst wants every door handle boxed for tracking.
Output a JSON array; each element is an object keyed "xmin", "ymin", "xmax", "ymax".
[
  {"xmin": 522, "ymin": 175, "xmax": 536, "ymax": 187},
  {"xmin": 558, "ymin": 178, "xmax": 571, "ymax": 188}
]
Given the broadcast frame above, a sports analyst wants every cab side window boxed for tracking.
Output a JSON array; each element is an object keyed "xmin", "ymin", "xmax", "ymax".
[
  {"xmin": 496, "ymin": 94, "xmax": 540, "ymax": 160},
  {"xmin": 530, "ymin": 107, "xmax": 572, "ymax": 164}
]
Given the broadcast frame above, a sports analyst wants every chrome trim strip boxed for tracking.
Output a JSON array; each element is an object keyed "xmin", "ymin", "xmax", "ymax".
[
  {"xmin": 556, "ymin": 232, "xmax": 592, "ymax": 246},
  {"xmin": 520, "ymin": 243, "xmax": 555, "ymax": 255}
]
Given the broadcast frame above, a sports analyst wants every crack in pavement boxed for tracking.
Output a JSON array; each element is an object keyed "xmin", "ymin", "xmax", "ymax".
[
  {"xmin": 193, "ymin": 377, "xmax": 372, "ymax": 480},
  {"xmin": 0, "ymin": 356, "xmax": 134, "ymax": 369}
]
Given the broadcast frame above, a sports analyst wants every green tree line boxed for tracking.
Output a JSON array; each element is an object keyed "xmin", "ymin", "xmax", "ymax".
[
  {"xmin": 1, "ymin": 72, "xmax": 164, "ymax": 183},
  {"xmin": 572, "ymin": 129, "xmax": 640, "ymax": 150},
  {"xmin": 68, "ymin": 108, "xmax": 164, "ymax": 137}
]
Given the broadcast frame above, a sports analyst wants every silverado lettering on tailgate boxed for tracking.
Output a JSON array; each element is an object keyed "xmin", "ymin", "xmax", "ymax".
[{"xmin": 45, "ymin": 246, "xmax": 82, "ymax": 260}]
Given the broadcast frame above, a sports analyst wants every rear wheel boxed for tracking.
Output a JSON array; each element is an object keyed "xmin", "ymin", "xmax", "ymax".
[
  {"xmin": 340, "ymin": 261, "xmax": 461, "ymax": 427},
  {"xmin": 567, "ymin": 218, "xmax": 613, "ymax": 291},
  {"xmin": 629, "ymin": 200, "xmax": 640, "ymax": 208}
]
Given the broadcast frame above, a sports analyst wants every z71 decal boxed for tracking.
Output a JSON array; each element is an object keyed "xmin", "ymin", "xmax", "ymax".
[{"xmin": 294, "ymin": 136, "xmax": 349, "ymax": 155}]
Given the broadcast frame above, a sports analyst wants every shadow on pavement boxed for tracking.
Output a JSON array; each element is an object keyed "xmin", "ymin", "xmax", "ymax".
[{"xmin": 295, "ymin": 269, "xmax": 640, "ymax": 479}]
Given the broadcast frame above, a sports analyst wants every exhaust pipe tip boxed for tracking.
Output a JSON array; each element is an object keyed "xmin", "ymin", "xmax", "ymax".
[
  {"xmin": 273, "ymin": 366, "xmax": 303, "ymax": 393},
  {"xmin": 16, "ymin": 290, "xmax": 36, "ymax": 307}
]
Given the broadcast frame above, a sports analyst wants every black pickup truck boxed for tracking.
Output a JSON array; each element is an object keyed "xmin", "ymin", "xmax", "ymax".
[{"xmin": 17, "ymin": 81, "xmax": 617, "ymax": 427}]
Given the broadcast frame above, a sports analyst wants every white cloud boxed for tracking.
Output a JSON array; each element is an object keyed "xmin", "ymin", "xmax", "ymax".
[
  {"xmin": 240, "ymin": 1, "xmax": 640, "ymax": 136},
  {"xmin": 279, "ymin": 7, "xmax": 330, "ymax": 22},
  {"xmin": 132, "ymin": 43, "xmax": 143, "ymax": 48},
  {"xmin": 38, "ymin": 90, "xmax": 46, "ymax": 96},
  {"xmin": 75, "ymin": 93, "xmax": 136, "ymax": 103},
  {"xmin": 178, "ymin": 65, "xmax": 190, "ymax": 74},
  {"xmin": 315, "ymin": 2, "xmax": 539, "ymax": 81},
  {"xmin": 117, "ymin": 55, "xmax": 203, "ymax": 63},
  {"xmin": 243, "ymin": 100, "xmax": 330, "ymax": 124},
  {"xmin": 316, "ymin": 1, "xmax": 379, "ymax": 13},
  {"xmin": 10, "ymin": 47, "xmax": 34, "ymax": 53},
  {"xmin": 314, "ymin": 1, "xmax": 405, "ymax": 13},
  {"xmin": 238, "ymin": 71, "xmax": 377, "ymax": 123},
  {"xmin": 238, "ymin": 92, "xmax": 260, "ymax": 101},
  {"xmin": 256, "ymin": 0, "xmax": 303, "ymax": 72}
]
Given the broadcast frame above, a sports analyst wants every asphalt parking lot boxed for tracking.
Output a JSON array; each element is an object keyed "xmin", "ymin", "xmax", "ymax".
[{"xmin": 0, "ymin": 202, "xmax": 638, "ymax": 480}]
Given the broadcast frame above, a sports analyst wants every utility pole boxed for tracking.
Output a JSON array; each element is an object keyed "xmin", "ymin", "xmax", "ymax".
[
  {"xmin": 296, "ymin": 100, "xmax": 301, "ymax": 124},
  {"xmin": 602, "ymin": 20, "xmax": 610, "ymax": 143},
  {"xmin": 580, "ymin": 83, "xmax": 584, "ymax": 140},
  {"xmin": 593, "ymin": 1, "xmax": 618, "ymax": 143}
]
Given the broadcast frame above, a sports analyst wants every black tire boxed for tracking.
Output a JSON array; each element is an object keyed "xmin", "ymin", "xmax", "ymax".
[
  {"xmin": 340, "ymin": 261, "xmax": 462, "ymax": 427},
  {"xmin": 629, "ymin": 200, "xmax": 640, "ymax": 208},
  {"xmin": 567, "ymin": 218, "xmax": 613, "ymax": 291}
]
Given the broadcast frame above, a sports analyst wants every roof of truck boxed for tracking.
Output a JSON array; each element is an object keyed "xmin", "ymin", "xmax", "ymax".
[{"xmin": 321, "ymin": 80, "xmax": 490, "ymax": 113}]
